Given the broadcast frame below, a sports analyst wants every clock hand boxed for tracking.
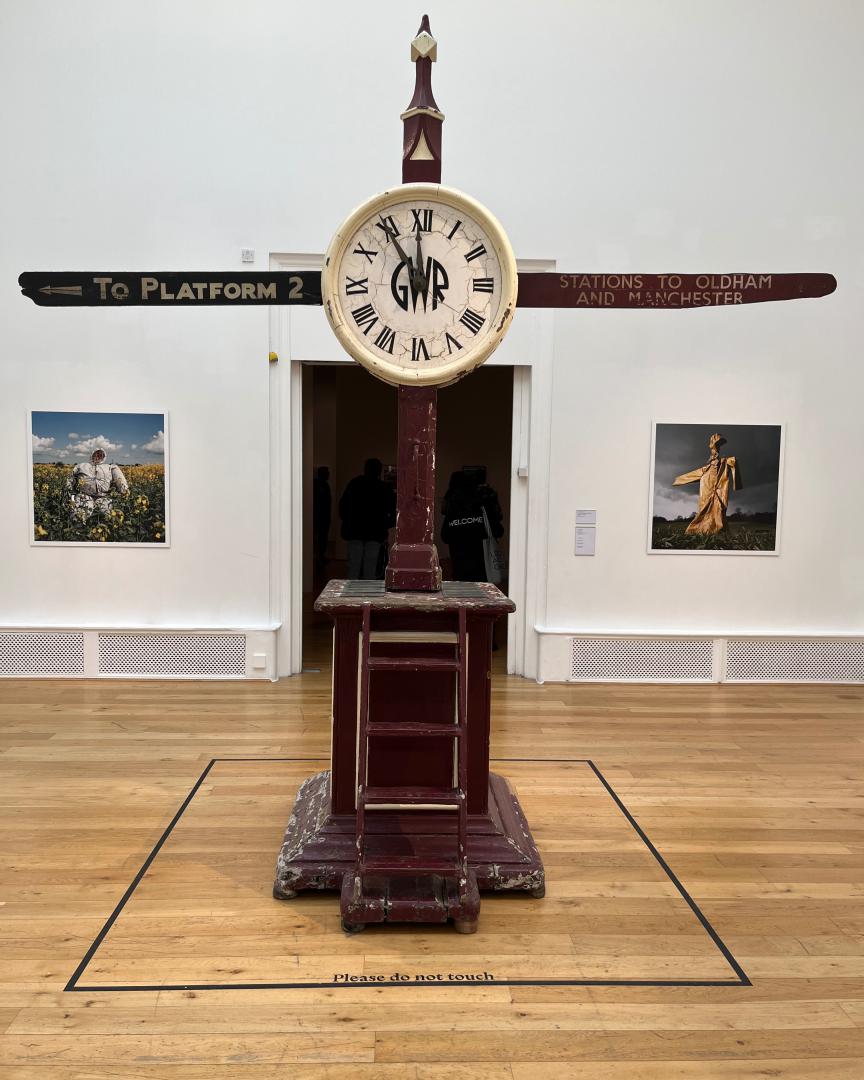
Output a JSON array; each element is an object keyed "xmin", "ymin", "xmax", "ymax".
[
  {"xmin": 385, "ymin": 227, "xmax": 415, "ymax": 278},
  {"xmin": 415, "ymin": 233, "xmax": 428, "ymax": 292}
]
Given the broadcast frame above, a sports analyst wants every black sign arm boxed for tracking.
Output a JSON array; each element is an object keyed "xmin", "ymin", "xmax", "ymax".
[{"xmin": 18, "ymin": 271, "xmax": 323, "ymax": 306}]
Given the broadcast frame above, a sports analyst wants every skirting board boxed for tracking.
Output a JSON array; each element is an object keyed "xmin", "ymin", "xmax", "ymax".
[
  {"xmin": 536, "ymin": 632, "xmax": 864, "ymax": 685},
  {"xmin": 0, "ymin": 627, "xmax": 278, "ymax": 680},
  {"xmin": 3, "ymin": 627, "xmax": 861, "ymax": 685}
]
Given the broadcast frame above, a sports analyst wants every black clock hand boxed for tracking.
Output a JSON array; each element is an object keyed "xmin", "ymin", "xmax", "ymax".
[
  {"xmin": 386, "ymin": 228, "xmax": 415, "ymax": 278},
  {"xmin": 415, "ymin": 233, "xmax": 427, "ymax": 292}
]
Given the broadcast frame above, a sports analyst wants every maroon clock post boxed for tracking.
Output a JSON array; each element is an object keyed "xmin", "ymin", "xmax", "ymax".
[
  {"xmin": 272, "ymin": 17, "xmax": 546, "ymax": 917},
  {"xmin": 385, "ymin": 14, "xmax": 444, "ymax": 593}
]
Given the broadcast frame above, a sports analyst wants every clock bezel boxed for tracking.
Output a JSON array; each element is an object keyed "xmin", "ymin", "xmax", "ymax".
[{"xmin": 321, "ymin": 183, "xmax": 518, "ymax": 387}]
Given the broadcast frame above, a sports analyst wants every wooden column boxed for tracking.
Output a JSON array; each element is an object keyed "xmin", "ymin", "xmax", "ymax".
[
  {"xmin": 385, "ymin": 385, "xmax": 442, "ymax": 591},
  {"xmin": 385, "ymin": 14, "xmax": 445, "ymax": 593}
]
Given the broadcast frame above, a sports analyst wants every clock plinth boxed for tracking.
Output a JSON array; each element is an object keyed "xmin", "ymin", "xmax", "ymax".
[{"xmin": 273, "ymin": 581, "xmax": 545, "ymax": 904}]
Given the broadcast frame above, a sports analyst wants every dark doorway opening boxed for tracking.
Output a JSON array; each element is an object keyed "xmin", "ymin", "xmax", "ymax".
[{"xmin": 302, "ymin": 364, "xmax": 514, "ymax": 668}]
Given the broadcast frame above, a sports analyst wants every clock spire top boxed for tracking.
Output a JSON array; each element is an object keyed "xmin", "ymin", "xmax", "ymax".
[{"xmin": 401, "ymin": 15, "xmax": 442, "ymax": 184}]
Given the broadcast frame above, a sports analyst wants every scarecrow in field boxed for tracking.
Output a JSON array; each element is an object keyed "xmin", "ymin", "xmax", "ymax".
[
  {"xmin": 67, "ymin": 448, "xmax": 129, "ymax": 523},
  {"xmin": 672, "ymin": 432, "xmax": 740, "ymax": 535}
]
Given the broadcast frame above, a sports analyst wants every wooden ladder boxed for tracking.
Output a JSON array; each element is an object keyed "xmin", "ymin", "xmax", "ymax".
[{"xmin": 339, "ymin": 603, "xmax": 480, "ymax": 933}]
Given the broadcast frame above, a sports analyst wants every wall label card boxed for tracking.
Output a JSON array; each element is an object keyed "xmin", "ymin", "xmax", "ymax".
[{"xmin": 575, "ymin": 526, "xmax": 596, "ymax": 556}]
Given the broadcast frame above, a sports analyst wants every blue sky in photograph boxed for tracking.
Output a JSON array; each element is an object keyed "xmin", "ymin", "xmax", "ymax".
[{"xmin": 31, "ymin": 412, "xmax": 166, "ymax": 464}]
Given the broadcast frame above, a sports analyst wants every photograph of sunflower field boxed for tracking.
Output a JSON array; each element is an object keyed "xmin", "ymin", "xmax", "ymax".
[{"xmin": 30, "ymin": 411, "xmax": 168, "ymax": 545}]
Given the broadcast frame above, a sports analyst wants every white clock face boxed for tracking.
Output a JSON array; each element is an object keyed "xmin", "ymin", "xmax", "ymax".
[{"xmin": 322, "ymin": 185, "xmax": 517, "ymax": 387}]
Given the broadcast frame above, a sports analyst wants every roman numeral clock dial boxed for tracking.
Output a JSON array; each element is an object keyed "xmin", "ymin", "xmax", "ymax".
[{"xmin": 322, "ymin": 184, "xmax": 518, "ymax": 387}]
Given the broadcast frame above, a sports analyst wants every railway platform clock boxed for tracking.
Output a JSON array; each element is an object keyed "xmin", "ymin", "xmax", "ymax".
[{"xmin": 321, "ymin": 184, "xmax": 518, "ymax": 387}]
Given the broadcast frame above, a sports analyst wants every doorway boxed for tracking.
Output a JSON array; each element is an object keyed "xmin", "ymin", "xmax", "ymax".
[{"xmin": 300, "ymin": 364, "xmax": 515, "ymax": 669}]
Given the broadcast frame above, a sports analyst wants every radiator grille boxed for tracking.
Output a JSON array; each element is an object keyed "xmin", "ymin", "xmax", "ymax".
[
  {"xmin": 726, "ymin": 639, "xmax": 864, "ymax": 683},
  {"xmin": 0, "ymin": 632, "xmax": 86, "ymax": 676},
  {"xmin": 98, "ymin": 633, "xmax": 246, "ymax": 677},
  {"xmin": 569, "ymin": 636, "xmax": 714, "ymax": 682}
]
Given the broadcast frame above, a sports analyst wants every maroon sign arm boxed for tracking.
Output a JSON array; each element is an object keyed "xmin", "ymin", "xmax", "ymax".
[{"xmin": 516, "ymin": 272, "xmax": 837, "ymax": 308}]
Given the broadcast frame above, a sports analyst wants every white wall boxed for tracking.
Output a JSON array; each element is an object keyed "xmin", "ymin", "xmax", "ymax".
[{"xmin": 1, "ymin": 3, "xmax": 861, "ymax": 668}]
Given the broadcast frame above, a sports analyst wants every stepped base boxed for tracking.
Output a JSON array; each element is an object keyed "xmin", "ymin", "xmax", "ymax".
[{"xmin": 273, "ymin": 769, "xmax": 545, "ymax": 900}]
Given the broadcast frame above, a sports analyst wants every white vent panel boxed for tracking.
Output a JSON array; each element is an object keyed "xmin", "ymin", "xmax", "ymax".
[
  {"xmin": 98, "ymin": 633, "xmax": 246, "ymax": 677},
  {"xmin": 569, "ymin": 636, "xmax": 714, "ymax": 682},
  {"xmin": 0, "ymin": 632, "xmax": 86, "ymax": 676},
  {"xmin": 726, "ymin": 639, "xmax": 864, "ymax": 683}
]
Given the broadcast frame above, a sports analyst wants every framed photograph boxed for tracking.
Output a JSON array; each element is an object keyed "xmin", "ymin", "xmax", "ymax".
[
  {"xmin": 29, "ymin": 411, "xmax": 169, "ymax": 547},
  {"xmin": 648, "ymin": 422, "xmax": 784, "ymax": 555}
]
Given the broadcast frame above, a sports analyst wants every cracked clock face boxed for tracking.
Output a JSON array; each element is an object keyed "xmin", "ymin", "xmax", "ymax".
[{"xmin": 322, "ymin": 184, "xmax": 518, "ymax": 387}]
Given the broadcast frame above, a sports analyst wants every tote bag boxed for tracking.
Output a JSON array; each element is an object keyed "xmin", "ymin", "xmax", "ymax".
[{"xmin": 481, "ymin": 506, "xmax": 505, "ymax": 585}]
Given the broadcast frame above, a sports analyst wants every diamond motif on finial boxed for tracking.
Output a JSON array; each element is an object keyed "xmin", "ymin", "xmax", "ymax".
[{"xmin": 411, "ymin": 30, "xmax": 437, "ymax": 61}]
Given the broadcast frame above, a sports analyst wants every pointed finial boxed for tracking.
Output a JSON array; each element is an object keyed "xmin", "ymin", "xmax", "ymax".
[
  {"xmin": 411, "ymin": 15, "xmax": 437, "ymax": 62},
  {"xmin": 402, "ymin": 15, "xmax": 443, "ymax": 182}
]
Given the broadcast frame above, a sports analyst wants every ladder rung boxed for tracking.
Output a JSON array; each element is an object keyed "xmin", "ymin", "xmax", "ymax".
[
  {"xmin": 361, "ymin": 786, "xmax": 463, "ymax": 805},
  {"xmin": 360, "ymin": 854, "xmax": 461, "ymax": 874},
  {"xmin": 367, "ymin": 656, "xmax": 461, "ymax": 672},
  {"xmin": 366, "ymin": 721, "xmax": 464, "ymax": 738}
]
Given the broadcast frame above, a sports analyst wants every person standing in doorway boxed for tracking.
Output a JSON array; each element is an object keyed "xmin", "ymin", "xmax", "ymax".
[
  {"xmin": 338, "ymin": 458, "xmax": 396, "ymax": 579},
  {"xmin": 441, "ymin": 468, "xmax": 505, "ymax": 582},
  {"xmin": 442, "ymin": 467, "xmax": 506, "ymax": 650}
]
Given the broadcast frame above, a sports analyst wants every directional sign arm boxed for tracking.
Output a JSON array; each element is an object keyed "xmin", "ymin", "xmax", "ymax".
[
  {"xmin": 516, "ymin": 272, "xmax": 837, "ymax": 309},
  {"xmin": 18, "ymin": 271, "xmax": 323, "ymax": 306},
  {"xmin": 19, "ymin": 269, "xmax": 837, "ymax": 311}
]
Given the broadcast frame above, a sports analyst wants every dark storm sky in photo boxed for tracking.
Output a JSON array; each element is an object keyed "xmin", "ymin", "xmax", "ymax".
[{"xmin": 652, "ymin": 424, "xmax": 782, "ymax": 520}]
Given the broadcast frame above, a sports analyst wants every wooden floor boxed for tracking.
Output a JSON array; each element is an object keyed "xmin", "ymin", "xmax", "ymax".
[{"xmin": 1, "ymin": 650, "xmax": 863, "ymax": 1078}]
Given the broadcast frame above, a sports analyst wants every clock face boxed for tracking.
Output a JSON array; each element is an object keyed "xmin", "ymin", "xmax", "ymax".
[{"xmin": 322, "ymin": 184, "xmax": 517, "ymax": 387}]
